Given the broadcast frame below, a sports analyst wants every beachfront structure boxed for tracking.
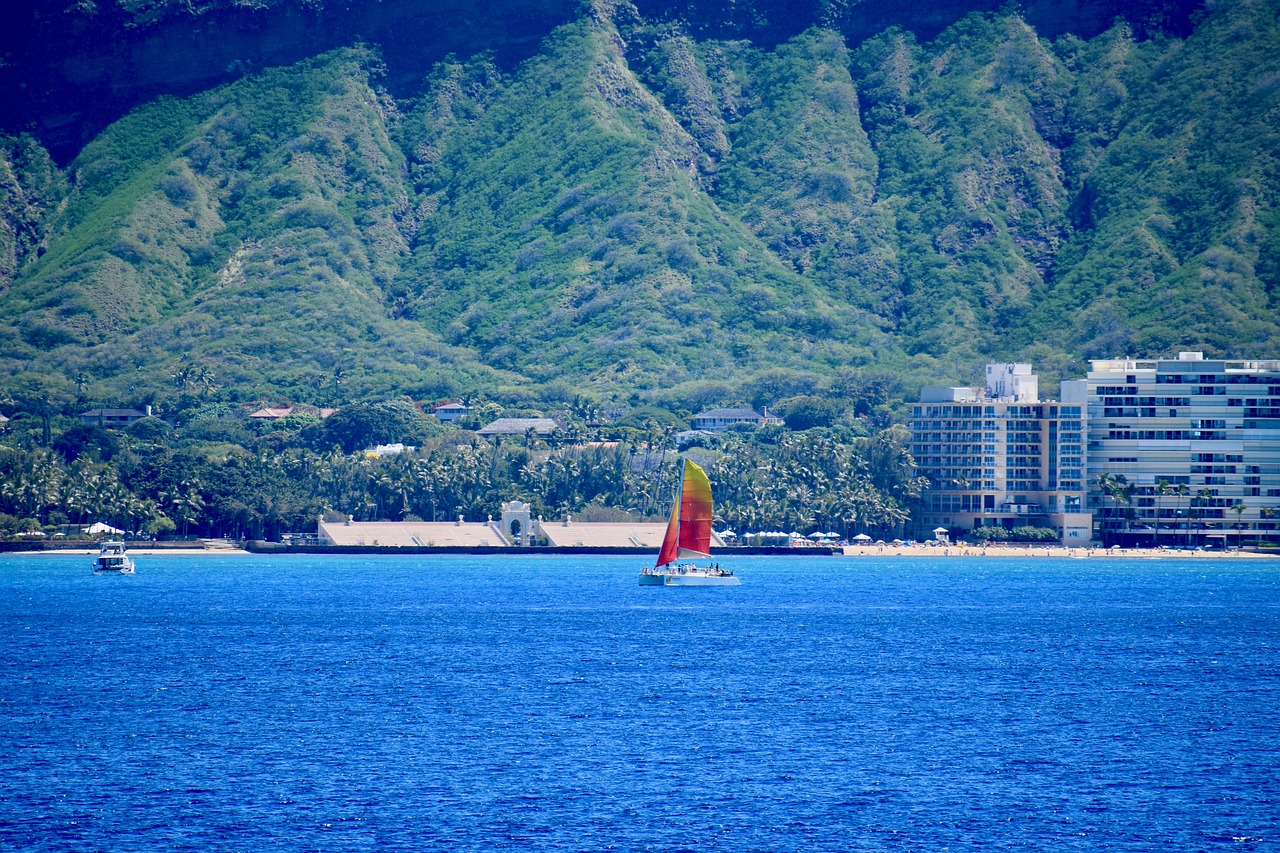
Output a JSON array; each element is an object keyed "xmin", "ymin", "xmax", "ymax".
[
  {"xmin": 316, "ymin": 501, "xmax": 723, "ymax": 550},
  {"xmin": 1086, "ymin": 352, "xmax": 1280, "ymax": 547},
  {"xmin": 318, "ymin": 516, "xmax": 505, "ymax": 547},
  {"xmin": 911, "ymin": 364, "xmax": 1091, "ymax": 544}
]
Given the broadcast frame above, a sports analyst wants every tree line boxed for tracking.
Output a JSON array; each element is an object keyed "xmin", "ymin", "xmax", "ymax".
[{"xmin": 0, "ymin": 403, "xmax": 924, "ymax": 543}]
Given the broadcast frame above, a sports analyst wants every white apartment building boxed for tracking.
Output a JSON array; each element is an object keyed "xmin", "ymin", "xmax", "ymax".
[
  {"xmin": 911, "ymin": 364, "xmax": 1092, "ymax": 544},
  {"xmin": 1087, "ymin": 352, "xmax": 1280, "ymax": 546}
]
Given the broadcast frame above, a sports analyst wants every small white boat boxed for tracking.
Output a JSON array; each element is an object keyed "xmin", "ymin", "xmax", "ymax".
[
  {"xmin": 640, "ymin": 459, "xmax": 740, "ymax": 586},
  {"xmin": 93, "ymin": 541, "xmax": 135, "ymax": 574}
]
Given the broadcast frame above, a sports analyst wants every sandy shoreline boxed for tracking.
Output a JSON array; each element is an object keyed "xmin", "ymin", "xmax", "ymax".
[
  {"xmin": 841, "ymin": 544, "xmax": 1278, "ymax": 558},
  {"xmin": 10, "ymin": 545, "xmax": 1277, "ymax": 559},
  {"xmin": 20, "ymin": 548, "xmax": 250, "ymax": 556}
]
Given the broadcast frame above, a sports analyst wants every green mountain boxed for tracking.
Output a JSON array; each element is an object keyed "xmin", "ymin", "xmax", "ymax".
[{"xmin": 1, "ymin": 0, "xmax": 1277, "ymax": 412}]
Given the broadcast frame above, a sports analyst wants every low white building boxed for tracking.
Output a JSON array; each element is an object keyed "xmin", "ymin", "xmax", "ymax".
[{"xmin": 318, "ymin": 517, "xmax": 505, "ymax": 547}]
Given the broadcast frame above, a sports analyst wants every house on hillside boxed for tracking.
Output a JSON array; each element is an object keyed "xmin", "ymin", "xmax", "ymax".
[
  {"xmin": 477, "ymin": 417, "xmax": 560, "ymax": 437},
  {"xmin": 690, "ymin": 407, "xmax": 782, "ymax": 431},
  {"xmin": 79, "ymin": 407, "xmax": 149, "ymax": 426},
  {"xmin": 431, "ymin": 401, "xmax": 470, "ymax": 423}
]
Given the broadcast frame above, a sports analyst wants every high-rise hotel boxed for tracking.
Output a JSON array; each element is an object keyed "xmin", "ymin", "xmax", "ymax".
[
  {"xmin": 1086, "ymin": 352, "xmax": 1280, "ymax": 546},
  {"xmin": 911, "ymin": 353, "xmax": 1280, "ymax": 546},
  {"xmin": 910, "ymin": 364, "xmax": 1093, "ymax": 544}
]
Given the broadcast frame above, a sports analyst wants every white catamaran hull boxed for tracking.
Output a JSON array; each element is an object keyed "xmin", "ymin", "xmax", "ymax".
[{"xmin": 639, "ymin": 568, "xmax": 741, "ymax": 586}]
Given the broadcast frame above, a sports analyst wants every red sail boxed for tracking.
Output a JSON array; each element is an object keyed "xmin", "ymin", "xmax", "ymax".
[
  {"xmin": 656, "ymin": 459, "xmax": 714, "ymax": 568},
  {"xmin": 656, "ymin": 494, "xmax": 680, "ymax": 568}
]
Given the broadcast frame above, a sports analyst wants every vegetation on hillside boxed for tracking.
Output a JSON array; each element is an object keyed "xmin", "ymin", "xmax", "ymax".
[
  {"xmin": 0, "ymin": 0, "xmax": 1277, "ymax": 417},
  {"xmin": 0, "ymin": 404, "xmax": 921, "ymax": 542}
]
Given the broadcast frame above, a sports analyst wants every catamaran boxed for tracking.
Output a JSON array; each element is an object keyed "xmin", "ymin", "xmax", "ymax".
[{"xmin": 640, "ymin": 459, "xmax": 739, "ymax": 586}]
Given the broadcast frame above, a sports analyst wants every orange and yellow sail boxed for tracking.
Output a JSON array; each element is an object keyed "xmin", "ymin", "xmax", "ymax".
[{"xmin": 656, "ymin": 459, "xmax": 714, "ymax": 568}]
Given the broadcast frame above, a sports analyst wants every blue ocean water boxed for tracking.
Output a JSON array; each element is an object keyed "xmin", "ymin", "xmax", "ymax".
[{"xmin": 0, "ymin": 553, "xmax": 1277, "ymax": 852}]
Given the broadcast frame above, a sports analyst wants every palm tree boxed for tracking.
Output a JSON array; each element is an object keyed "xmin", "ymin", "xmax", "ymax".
[
  {"xmin": 1094, "ymin": 472, "xmax": 1115, "ymax": 543},
  {"xmin": 1177, "ymin": 483, "xmax": 1190, "ymax": 547},
  {"xmin": 172, "ymin": 366, "xmax": 192, "ymax": 393},
  {"xmin": 1157, "ymin": 480, "xmax": 1175, "ymax": 546},
  {"xmin": 1095, "ymin": 472, "xmax": 1129, "ymax": 546},
  {"xmin": 1192, "ymin": 488, "xmax": 1214, "ymax": 546},
  {"xmin": 1260, "ymin": 506, "xmax": 1278, "ymax": 547},
  {"xmin": 1230, "ymin": 501, "xmax": 1248, "ymax": 547}
]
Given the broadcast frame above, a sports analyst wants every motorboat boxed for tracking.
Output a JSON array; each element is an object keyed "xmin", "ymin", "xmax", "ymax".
[{"xmin": 93, "ymin": 541, "xmax": 135, "ymax": 574}]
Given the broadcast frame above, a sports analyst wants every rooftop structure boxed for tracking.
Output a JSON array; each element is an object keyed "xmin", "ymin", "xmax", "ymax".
[
  {"xmin": 79, "ymin": 407, "xmax": 149, "ymax": 425},
  {"xmin": 248, "ymin": 404, "xmax": 336, "ymax": 419},
  {"xmin": 249, "ymin": 406, "xmax": 294, "ymax": 419},
  {"xmin": 476, "ymin": 417, "xmax": 560, "ymax": 436}
]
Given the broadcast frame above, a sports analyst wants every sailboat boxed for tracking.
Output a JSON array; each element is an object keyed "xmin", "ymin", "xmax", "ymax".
[{"xmin": 640, "ymin": 459, "xmax": 740, "ymax": 586}]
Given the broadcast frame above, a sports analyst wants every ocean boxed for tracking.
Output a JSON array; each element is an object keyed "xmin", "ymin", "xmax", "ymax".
[{"xmin": 1, "ymin": 553, "xmax": 1277, "ymax": 851}]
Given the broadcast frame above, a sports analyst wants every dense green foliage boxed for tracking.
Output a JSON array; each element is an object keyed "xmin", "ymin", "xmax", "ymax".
[
  {"xmin": 0, "ymin": 410, "xmax": 921, "ymax": 541},
  {"xmin": 968, "ymin": 525, "xmax": 1060, "ymax": 542},
  {"xmin": 4, "ymin": 0, "xmax": 1275, "ymax": 544},
  {"xmin": 0, "ymin": 0, "xmax": 1277, "ymax": 413}
]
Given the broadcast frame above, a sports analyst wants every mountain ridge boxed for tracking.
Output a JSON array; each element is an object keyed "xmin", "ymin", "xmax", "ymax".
[
  {"xmin": 1, "ymin": 0, "xmax": 1204, "ymax": 164},
  {"xmin": 1, "ymin": 0, "xmax": 1276, "ymax": 415}
]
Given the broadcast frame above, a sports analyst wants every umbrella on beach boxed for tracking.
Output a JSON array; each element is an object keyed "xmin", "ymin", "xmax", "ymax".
[{"xmin": 852, "ymin": 533, "xmax": 872, "ymax": 542}]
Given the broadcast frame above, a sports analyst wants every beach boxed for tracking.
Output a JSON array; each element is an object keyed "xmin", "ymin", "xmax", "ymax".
[
  {"xmin": 11, "ymin": 543, "xmax": 1277, "ymax": 559},
  {"xmin": 842, "ymin": 543, "xmax": 1278, "ymax": 558},
  {"xmin": 20, "ymin": 547, "xmax": 250, "ymax": 556}
]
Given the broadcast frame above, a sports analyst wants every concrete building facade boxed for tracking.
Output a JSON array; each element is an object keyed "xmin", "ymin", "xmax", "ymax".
[
  {"xmin": 911, "ymin": 364, "xmax": 1091, "ymax": 544},
  {"xmin": 1086, "ymin": 352, "xmax": 1280, "ymax": 546}
]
